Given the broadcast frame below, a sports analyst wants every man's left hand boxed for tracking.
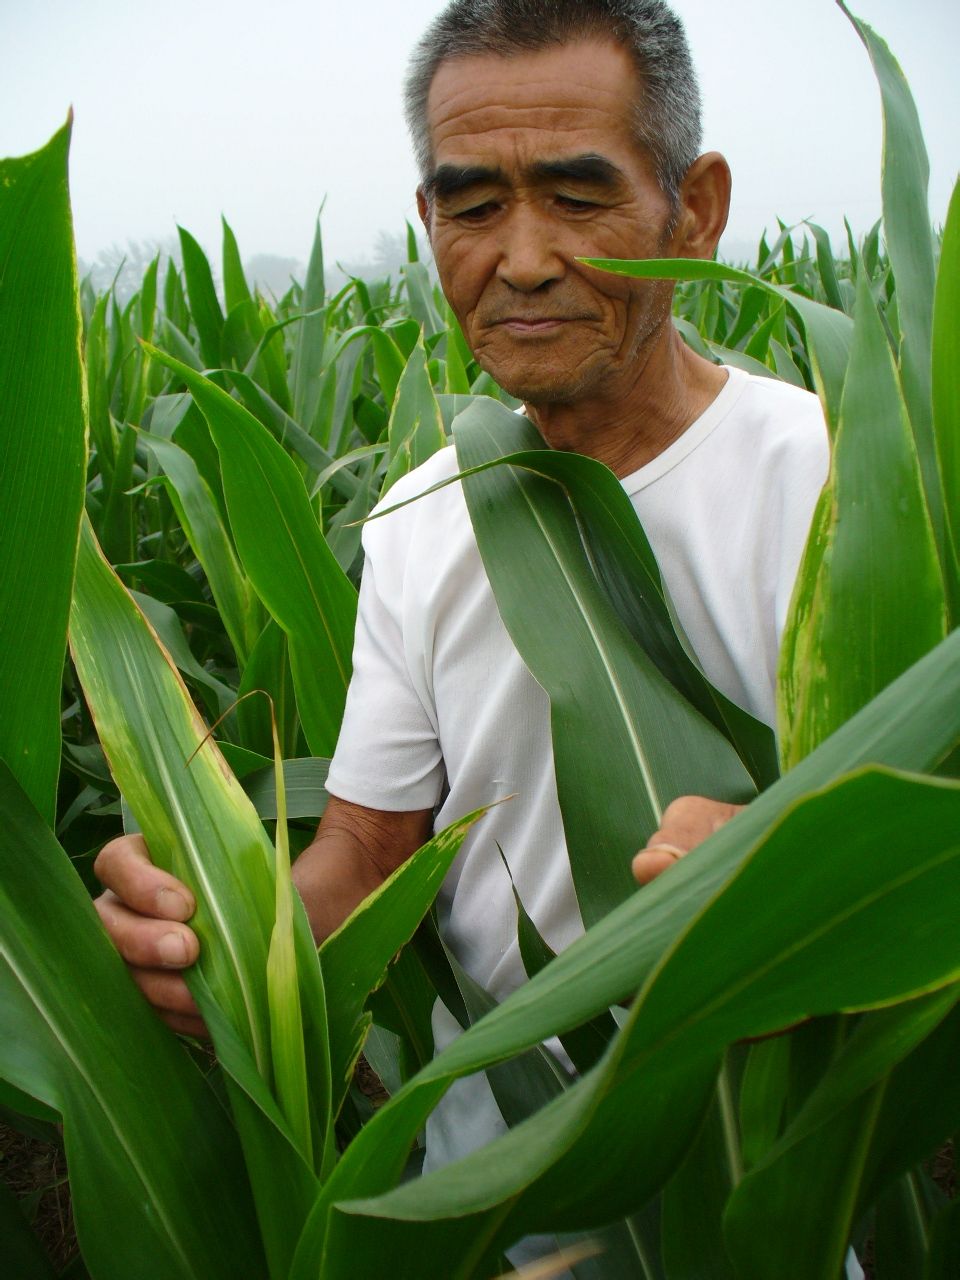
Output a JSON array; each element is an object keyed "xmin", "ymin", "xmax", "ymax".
[{"xmin": 632, "ymin": 795, "xmax": 744, "ymax": 885}]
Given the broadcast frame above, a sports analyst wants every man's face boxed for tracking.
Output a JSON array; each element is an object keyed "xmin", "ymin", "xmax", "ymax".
[{"xmin": 419, "ymin": 39, "xmax": 685, "ymax": 406}]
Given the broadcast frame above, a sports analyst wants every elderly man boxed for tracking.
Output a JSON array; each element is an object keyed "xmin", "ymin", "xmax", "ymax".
[{"xmin": 95, "ymin": 0, "xmax": 828, "ymax": 1227}]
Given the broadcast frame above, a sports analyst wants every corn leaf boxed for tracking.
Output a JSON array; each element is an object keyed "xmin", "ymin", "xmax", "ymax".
[
  {"xmin": 290, "ymin": 214, "xmax": 327, "ymax": 428},
  {"xmin": 777, "ymin": 268, "xmax": 946, "ymax": 767},
  {"xmin": 146, "ymin": 347, "xmax": 358, "ymax": 755},
  {"xmin": 932, "ymin": 178, "xmax": 960, "ymax": 615},
  {"xmin": 724, "ymin": 993, "xmax": 960, "ymax": 1278},
  {"xmin": 453, "ymin": 399, "xmax": 757, "ymax": 926},
  {"xmin": 838, "ymin": 4, "xmax": 942, "ymax": 565},
  {"xmin": 266, "ymin": 717, "xmax": 313, "ymax": 1166},
  {"xmin": 222, "ymin": 214, "xmax": 253, "ymax": 312},
  {"xmin": 381, "ymin": 335, "xmax": 447, "ymax": 495},
  {"xmin": 319, "ymin": 809, "xmax": 484, "ymax": 1116},
  {"xmin": 178, "ymin": 225, "xmax": 224, "ymax": 369},
  {"xmin": 314, "ymin": 628, "xmax": 960, "ymax": 1242},
  {"xmin": 143, "ymin": 432, "xmax": 261, "ymax": 666},
  {"xmin": 0, "ymin": 120, "xmax": 86, "ymax": 822},
  {"xmin": 0, "ymin": 759, "xmax": 265, "ymax": 1280},
  {"xmin": 69, "ymin": 515, "xmax": 335, "ymax": 1269},
  {"xmin": 321, "ymin": 768, "xmax": 960, "ymax": 1274}
]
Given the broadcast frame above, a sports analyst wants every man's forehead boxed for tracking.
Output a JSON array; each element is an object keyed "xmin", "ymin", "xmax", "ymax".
[{"xmin": 424, "ymin": 37, "xmax": 641, "ymax": 151}]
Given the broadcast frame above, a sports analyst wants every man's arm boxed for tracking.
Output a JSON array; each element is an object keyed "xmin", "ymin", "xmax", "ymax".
[{"xmin": 94, "ymin": 795, "xmax": 434, "ymax": 1037}]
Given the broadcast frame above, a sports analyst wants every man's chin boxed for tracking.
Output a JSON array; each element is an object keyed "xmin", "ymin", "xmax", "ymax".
[{"xmin": 484, "ymin": 367, "xmax": 590, "ymax": 407}]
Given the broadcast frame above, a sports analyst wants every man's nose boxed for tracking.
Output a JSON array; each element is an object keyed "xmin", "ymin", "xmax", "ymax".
[{"xmin": 495, "ymin": 206, "xmax": 564, "ymax": 292}]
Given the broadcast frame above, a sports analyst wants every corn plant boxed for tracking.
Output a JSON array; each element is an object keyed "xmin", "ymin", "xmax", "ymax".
[{"xmin": 1, "ymin": 5, "xmax": 958, "ymax": 1277}]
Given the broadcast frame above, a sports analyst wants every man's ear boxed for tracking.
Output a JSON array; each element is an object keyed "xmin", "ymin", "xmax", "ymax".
[
  {"xmin": 670, "ymin": 152, "xmax": 731, "ymax": 260},
  {"xmin": 416, "ymin": 187, "xmax": 432, "ymax": 238}
]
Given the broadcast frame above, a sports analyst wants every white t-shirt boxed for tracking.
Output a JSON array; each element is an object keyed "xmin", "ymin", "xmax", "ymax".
[{"xmin": 325, "ymin": 365, "xmax": 829, "ymax": 1169}]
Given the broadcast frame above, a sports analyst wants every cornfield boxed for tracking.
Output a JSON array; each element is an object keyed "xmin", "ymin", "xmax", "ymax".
[{"xmin": 1, "ymin": 6, "xmax": 958, "ymax": 1278}]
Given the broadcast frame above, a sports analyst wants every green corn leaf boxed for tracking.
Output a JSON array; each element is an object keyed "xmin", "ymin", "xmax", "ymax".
[
  {"xmin": 222, "ymin": 214, "xmax": 253, "ymax": 312},
  {"xmin": 381, "ymin": 336, "xmax": 447, "ymax": 495},
  {"xmin": 319, "ymin": 810, "xmax": 484, "ymax": 1117},
  {"xmin": 0, "ymin": 120, "xmax": 86, "ymax": 823},
  {"xmin": 143, "ymin": 432, "xmax": 262, "ymax": 667},
  {"xmin": 508, "ymin": 854, "xmax": 624, "ymax": 1076},
  {"xmin": 777, "ymin": 268, "xmax": 946, "ymax": 767},
  {"xmin": 724, "ymin": 992, "xmax": 960, "ymax": 1278},
  {"xmin": 660, "ymin": 1082, "xmax": 738, "ymax": 1280},
  {"xmin": 925, "ymin": 1196, "xmax": 960, "ymax": 1279},
  {"xmin": 805, "ymin": 220, "xmax": 846, "ymax": 313},
  {"xmin": 85, "ymin": 290, "xmax": 116, "ymax": 475},
  {"xmin": 69, "ymin": 515, "xmax": 335, "ymax": 1264},
  {"xmin": 313, "ymin": 628, "xmax": 960, "ymax": 1248},
  {"xmin": 402, "ymin": 261, "xmax": 443, "ymax": 338},
  {"xmin": 321, "ymin": 768, "xmax": 960, "ymax": 1274},
  {"xmin": 131, "ymin": 589, "xmax": 238, "ymax": 726},
  {"xmin": 583, "ymin": 256, "xmax": 854, "ymax": 432},
  {"xmin": 373, "ymin": 415, "xmax": 767, "ymax": 776},
  {"xmin": 838, "ymin": 4, "xmax": 942, "ymax": 566},
  {"xmin": 70, "ymin": 515, "xmax": 278, "ymax": 1072},
  {"xmin": 146, "ymin": 347, "xmax": 358, "ymax": 755},
  {"xmin": 266, "ymin": 714, "xmax": 313, "ymax": 1166},
  {"xmin": 177, "ymin": 225, "xmax": 225, "ymax": 369},
  {"xmin": 237, "ymin": 619, "xmax": 301, "ymax": 759},
  {"xmin": 330, "ymin": 324, "xmax": 406, "ymax": 411},
  {"xmin": 240, "ymin": 756, "xmax": 330, "ymax": 821},
  {"xmin": 932, "ymin": 178, "xmax": 960, "ymax": 616},
  {"xmin": 290, "ymin": 214, "xmax": 328, "ymax": 428},
  {"xmin": 452, "ymin": 400, "xmax": 757, "ymax": 925},
  {"xmin": 0, "ymin": 759, "xmax": 265, "ymax": 1280},
  {"xmin": 98, "ymin": 419, "xmax": 138, "ymax": 565}
]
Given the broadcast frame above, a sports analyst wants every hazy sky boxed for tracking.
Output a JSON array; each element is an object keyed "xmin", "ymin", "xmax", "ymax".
[{"xmin": 1, "ymin": 0, "xmax": 957, "ymax": 270}]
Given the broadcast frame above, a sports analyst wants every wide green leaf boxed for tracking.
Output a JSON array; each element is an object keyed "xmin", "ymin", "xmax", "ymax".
[
  {"xmin": 453, "ymin": 399, "xmax": 756, "ymax": 925},
  {"xmin": 777, "ymin": 268, "xmax": 946, "ymax": 766},
  {"xmin": 311, "ymin": 626, "xmax": 960, "ymax": 1253},
  {"xmin": 838, "ymin": 4, "xmax": 942, "ymax": 565},
  {"xmin": 932, "ymin": 178, "xmax": 960, "ymax": 615},
  {"xmin": 69, "ymin": 515, "xmax": 334, "ymax": 1272},
  {"xmin": 0, "ymin": 760, "xmax": 265, "ymax": 1279},
  {"xmin": 0, "ymin": 120, "xmax": 86, "ymax": 822},
  {"xmin": 321, "ymin": 769, "xmax": 960, "ymax": 1274}
]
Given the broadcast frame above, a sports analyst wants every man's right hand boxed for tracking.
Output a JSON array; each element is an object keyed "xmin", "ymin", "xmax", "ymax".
[{"xmin": 94, "ymin": 835, "xmax": 207, "ymax": 1038}]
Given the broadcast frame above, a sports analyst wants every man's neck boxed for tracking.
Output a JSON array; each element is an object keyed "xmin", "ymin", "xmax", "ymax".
[{"xmin": 523, "ymin": 332, "xmax": 729, "ymax": 478}]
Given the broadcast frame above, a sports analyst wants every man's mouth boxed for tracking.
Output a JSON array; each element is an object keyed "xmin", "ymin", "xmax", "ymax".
[{"xmin": 493, "ymin": 316, "xmax": 586, "ymax": 333}]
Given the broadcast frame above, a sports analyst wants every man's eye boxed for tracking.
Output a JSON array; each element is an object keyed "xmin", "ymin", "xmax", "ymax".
[
  {"xmin": 556, "ymin": 195, "xmax": 596, "ymax": 212},
  {"xmin": 455, "ymin": 202, "xmax": 498, "ymax": 221}
]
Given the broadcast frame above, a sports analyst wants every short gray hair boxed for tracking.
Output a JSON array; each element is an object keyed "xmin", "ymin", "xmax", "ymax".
[{"xmin": 404, "ymin": 0, "xmax": 702, "ymax": 206}]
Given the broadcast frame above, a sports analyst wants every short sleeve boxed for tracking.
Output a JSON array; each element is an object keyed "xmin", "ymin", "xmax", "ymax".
[{"xmin": 324, "ymin": 499, "xmax": 446, "ymax": 812}]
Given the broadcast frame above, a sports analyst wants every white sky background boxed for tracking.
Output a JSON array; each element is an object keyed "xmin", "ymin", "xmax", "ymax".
[{"xmin": 1, "ymin": 0, "xmax": 957, "ymax": 272}]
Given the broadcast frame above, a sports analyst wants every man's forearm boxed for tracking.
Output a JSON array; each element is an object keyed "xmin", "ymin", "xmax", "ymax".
[{"xmin": 292, "ymin": 794, "xmax": 434, "ymax": 944}]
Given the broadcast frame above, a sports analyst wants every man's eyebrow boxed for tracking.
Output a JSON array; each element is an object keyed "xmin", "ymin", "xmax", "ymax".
[
  {"xmin": 529, "ymin": 154, "xmax": 626, "ymax": 187},
  {"xmin": 423, "ymin": 164, "xmax": 506, "ymax": 199}
]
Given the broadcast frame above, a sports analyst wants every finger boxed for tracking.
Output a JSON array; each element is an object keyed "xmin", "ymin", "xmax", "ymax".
[
  {"xmin": 129, "ymin": 966, "xmax": 202, "ymax": 1021},
  {"xmin": 647, "ymin": 796, "xmax": 745, "ymax": 856},
  {"xmin": 95, "ymin": 835, "xmax": 195, "ymax": 921},
  {"xmin": 159, "ymin": 1010, "xmax": 211, "ymax": 1039},
  {"xmin": 631, "ymin": 846, "xmax": 684, "ymax": 885},
  {"xmin": 95, "ymin": 892, "xmax": 199, "ymax": 970}
]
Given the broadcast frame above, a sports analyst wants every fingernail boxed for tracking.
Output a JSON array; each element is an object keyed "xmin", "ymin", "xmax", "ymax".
[
  {"xmin": 157, "ymin": 887, "xmax": 191, "ymax": 921},
  {"xmin": 158, "ymin": 932, "xmax": 189, "ymax": 966}
]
